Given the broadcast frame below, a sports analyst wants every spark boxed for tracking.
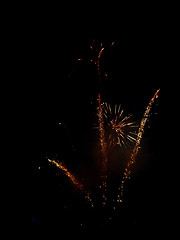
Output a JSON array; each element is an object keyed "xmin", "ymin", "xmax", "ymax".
[
  {"xmin": 103, "ymin": 103, "xmax": 138, "ymax": 149},
  {"xmin": 48, "ymin": 159, "xmax": 93, "ymax": 204},
  {"xmin": 94, "ymin": 45, "xmax": 105, "ymax": 86},
  {"xmin": 97, "ymin": 93, "xmax": 108, "ymax": 203},
  {"xmin": 44, "ymin": 40, "xmax": 161, "ymax": 212},
  {"xmin": 119, "ymin": 89, "xmax": 160, "ymax": 197},
  {"xmin": 76, "ymin": 40, "xmax": 113, "ymax": 83},
  {"xmin": 48, "ymin": 159, "xmax": 84, "ymax": 189}
]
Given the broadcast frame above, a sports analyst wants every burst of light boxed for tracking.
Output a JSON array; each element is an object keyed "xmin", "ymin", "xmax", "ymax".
[
  {"xmin": 45, "ymin": 39, "xmax": 160, "ymax": 211},
  {"xmin": 47, "ymin": 89, "xmax": 160, "ymax": 208},
  {"xmin": 103, "ymin": 103, "xmax": 138, "ymax": 149}
]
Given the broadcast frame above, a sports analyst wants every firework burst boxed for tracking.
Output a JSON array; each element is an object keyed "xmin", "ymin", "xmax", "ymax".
[
  {"xmin": 47, "ymin": 88, "xmax": 160, "ymax": 209},
  {"xmin": 43, "ymin": 40, "xmax": 160, "ymax": 211},
  {"xmin": 103, "ymin": 102, "xmax": 138, "ymax": 149}
]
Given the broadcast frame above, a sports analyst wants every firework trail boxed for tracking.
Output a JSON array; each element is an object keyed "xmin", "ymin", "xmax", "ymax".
[
  {"xmin": 45, "ymin": 40, "xmax": 160, "ymax": 212},
  {"xmin": 77, "ymin": 40, "xmax": 110, "ymax": 85},
  {"xmin": 48, "ymin": 43, "xmax": 108, "ymax": 207},
  {"xmin": 94, "ymin": 43, "xmax": 108, "ymax": 204},
  {"xmin": 97, "ymin": 93, "xmax": 108, "ymax": 204},
  {"xmin": 118, "ymin": 89, "xmax": 160, "ymax": 199},
  {"xmin": 48, "ymin": 159, "xmax": 93, "ymax": 206},
  {"xmin": 48, "ymin": 159, "xmax": 84, "ymax": 189},
  {"xmin": 96, "ymin": 46, "xmax": 105, "ymax": 84}
]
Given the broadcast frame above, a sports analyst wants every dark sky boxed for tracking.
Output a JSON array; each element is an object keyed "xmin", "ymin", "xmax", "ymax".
[{"xmin": 32, "ymin": 14, "xmax": 174, "ymax": 236}]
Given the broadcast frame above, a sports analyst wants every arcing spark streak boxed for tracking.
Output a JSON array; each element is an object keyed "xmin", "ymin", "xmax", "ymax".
[
  {"xmin": 46, "ymin": 40, "xmax": 160, "ymax": 209},
  {"xmin": 119, "ymin": 89, "xmax": 160, "ymax": 198},
  {"xmin": 48, "ymin": 159, "xmax": 93, "ymax": 206}
]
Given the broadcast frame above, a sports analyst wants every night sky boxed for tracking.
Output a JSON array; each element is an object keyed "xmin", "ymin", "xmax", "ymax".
[{"xmin": 32, "ymin": 12, "xmax": 175, "ymax": 237}]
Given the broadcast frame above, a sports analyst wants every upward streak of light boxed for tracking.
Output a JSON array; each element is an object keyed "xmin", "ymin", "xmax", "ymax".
[
  {"xmin": 48, "ymin": 159, "xmax": 84, "ymax": 189},
  {"xmin": 98, "ymin": 94, "xmax": 108, "ymax": 173},
  {"xmin": 95, "ymin": 47, "xmax": 105, "ymax": 76},
  {"xmin": 97, "ymin": 93, "xmax": 108, "ymax": 203},
  {"xmin": 95, "ymin": 46, "xmax": 105, "ymax": 87},
  {"xmin": 46, "ymin": 40, "xmax": 161, "ymax": 210},
  {"xmin": 119, "ymin": 89, "xmax": 160, "ymax": 196},
  {"xmin": 48, "ymin": 159, "xmax": 93, "ymax": 205}
]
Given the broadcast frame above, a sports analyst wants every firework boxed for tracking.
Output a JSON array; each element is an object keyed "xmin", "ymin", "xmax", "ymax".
[
  {"xmin": 48, "ymin": 159, "xmax": 93, "ymax": 205},
  {"xmin": 103, "ymin": 103, "xmax": 138, "ymax": 149},
  {"xmin": 48, "ymin": 159, "xmax": 84, "ymax": 189},
  {"xmin": 48, "ymin": 89, "xmax": 160, "ymax": 209},
  {"xmin": 96, "ymin": 47, "xmax": 105, "ymax": 82},
  {"xmin": 119, "ymin": 89, "xmax": 160, "ymax": 198},
  {"xmin": 97, "ymin": 93, "xmax": 108, "ymax": 204},
  {"xmin": 44, "ymin": 40, "xmax": 160, "ymax": 213},
  {"xmin": 77, "ymin": 40, "xmax": 104, "ymax": 66},
  {"xmin": 77, "ymin": 40, "xmax": 114, "ymax": 83}
]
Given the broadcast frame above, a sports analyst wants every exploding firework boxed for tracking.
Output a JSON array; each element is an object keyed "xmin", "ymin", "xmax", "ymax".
[
  {"xmin": 44, "ymin": 41, "xmax": 160, "ymax": 211},
  {"xmin": 47, "ymin": 88, "xmax": 160, "ymax": 208},
  {"xmin": 103, "ymin": 102, "xmax": 138, "ymax": 149},
  {"xmin": 77, "ymin": 39, "xmax": 114, "ymax": 84},
  {"xmin": 96, "ymin": 94, "xmax": 138, "ymax": 204}
]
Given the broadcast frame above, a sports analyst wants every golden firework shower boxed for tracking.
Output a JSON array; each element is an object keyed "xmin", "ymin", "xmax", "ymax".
[
  {"xmin": 48, "ymin": 159, "xmax": 83, "ymax": 189},
  {"xmin": 46, "ymin": 40, "xmax": 160, "ymax": 210},
  {"xmin": 97, "ymin": 93, "xmax": 108, "ymax": 204},
  {"xmin": 48, "ymin": 159, "xmax": 93, "ymax": 205},
  {"xmin": 119, "ymin": 89, "xmax": 160, "ymax": 198}
]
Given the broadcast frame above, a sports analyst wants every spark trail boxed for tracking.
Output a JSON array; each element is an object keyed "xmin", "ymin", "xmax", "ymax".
[
  {"xmin": 48, "ymin": 159, "xmax": 93, "ymax": 205},
  {"xmin": 96, "ymin": 47, "xmax": 105, "ymax": 83},
  {"xmin": 97, "ymin": 93, "xmax": 108, "ymax": 204},
  {"xmin": 46, "ymin": 40, "xmax": 161, "ymax": 212},
  {"xmin": 95, "ymin": 43, "xmax": 108, "ymax": 204},
  {"xmin": 119, "ymin": 89, "xmax": 160, "ymax": 198}
]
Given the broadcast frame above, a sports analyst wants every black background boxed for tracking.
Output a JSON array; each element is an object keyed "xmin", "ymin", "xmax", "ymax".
[{"xmin": 32, "ymin": 10, "xmax": 175, "ymax": 237}]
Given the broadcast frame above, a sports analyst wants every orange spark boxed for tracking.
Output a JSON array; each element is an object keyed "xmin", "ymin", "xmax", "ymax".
[
  {"xmin": 97, "ymin": 93, "xmax": 108, "ymax": 203},
  {"xmin": 120, "ymin": 89, "xmax": 160, "ymax": 195},
  {"xmin": 48, "ymin": 159, "xmax": 84, "ymax": 190}
]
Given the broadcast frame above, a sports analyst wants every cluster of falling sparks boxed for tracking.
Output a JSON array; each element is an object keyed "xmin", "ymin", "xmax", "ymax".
[{"xmin": 47, "ymin": 40, "xmax": 160, "ymax": 209}]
